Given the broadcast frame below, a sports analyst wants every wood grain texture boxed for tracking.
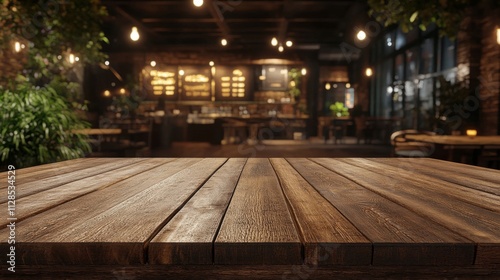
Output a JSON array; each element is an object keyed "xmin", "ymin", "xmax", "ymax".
[
  {"xmin": 369, "ymin": 157, "xmax": 500, "ymax": 195},
  {"xmin": 0, "ymin": 158, "xmax": 209, "ymax": 265},
  {"xmin": 2, "ymin": 264, "xmax": 500, "ymax": 280},
  {"xmin": 342, "ymin": 158, "xmax": 500, "ymax": 213},
  {"xmin": 149, "ymin": 158, "xmax": 247, "ymax": 264},
  {"xmin": 0, "ymin": 157, "xmax": 147, "ymax": 204},
  {"xmin": 0, "ymin": 158, "xmax": 170, "ymax": 227},
  {"xmin": 292, "ymin": 158, "xmax": 474, "ymax": 266},
  {"xmin": 214, "ymin": 158, "xmax": 301, "ymax": 265},
  {"xmin": 311, "ymin": 158, "xmax": 500, "ymax": 265},
  {"xmin": 269, "ymin": 158, "xmax": 371, "ymax": 265}
]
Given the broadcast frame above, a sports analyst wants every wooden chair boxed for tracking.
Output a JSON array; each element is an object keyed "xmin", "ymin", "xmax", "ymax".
[{"xmin": 390, "ymin": 130, "xmax": 436, "ymax": 157}]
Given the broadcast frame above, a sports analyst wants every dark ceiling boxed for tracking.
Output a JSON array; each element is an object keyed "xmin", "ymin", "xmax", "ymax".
[{"xmin": 102, "ymin": 0, "xmax": 370, "ymax": 60}]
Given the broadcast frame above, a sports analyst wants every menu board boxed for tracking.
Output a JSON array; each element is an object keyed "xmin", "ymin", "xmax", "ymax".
[
  {"xmin": 180, "ymin": 66, "xmax": 212, "ymax": 101},
  {"xmin": 214, "ymin": 66, "xmax": 252, "ymax": 101},
  {"xmin": 260, "ymin": 65, "xmax": 288, "ymax": 91},
  {"xmin": 142, "ymin": 66, "xmax": 178, "ymax": 100}
]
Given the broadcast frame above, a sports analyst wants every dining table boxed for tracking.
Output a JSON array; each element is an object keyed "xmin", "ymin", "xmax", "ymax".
[
  {"xmin": 405, "ymin": 134, "xmax": 500, "ymax": 165},
  {"xmin": 1, "ymin": 157, "xmax": 499, "ymax": 279}
]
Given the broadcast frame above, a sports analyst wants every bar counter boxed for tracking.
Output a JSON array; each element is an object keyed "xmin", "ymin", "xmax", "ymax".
[{"xmin": 1, "ymin": 157, "xmax": 499, "ymax": 279}]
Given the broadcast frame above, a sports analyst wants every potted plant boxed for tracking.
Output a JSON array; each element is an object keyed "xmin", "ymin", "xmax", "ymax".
[
  {"xmin": 330, "ymin": 102, "xmax": 350, "ymax": 117},
  {"xmin": 0, "ymin": 80, "xmax": 91, "ymax": 169}
]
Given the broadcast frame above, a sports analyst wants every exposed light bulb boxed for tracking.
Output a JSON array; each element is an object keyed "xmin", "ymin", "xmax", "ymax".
[
  {"xmin": 119, "ymin": 88, "xmax": 126, "ymax": 94},
  {"xmin": 357, "ymin": 30, "xmax": 367, "ymax": 41},
  {"xmin": 271, "ymin": 37, "xmax": 278, "ymax": 46},
  {"xmin": 104, "ymin": 60, "xmax": 110, "ymax": 66},
  {"xmin": 301, "ymin": 68, "xmax": 307, "ymax": 75},
  {"xmin": 179, "ymin": 69, "xmax": 185, "ymax": 76},
  {"xmin": 278, "ymin": 45, "xmax": 284, "ymax": 52},
  {"xmin": 346, "ymin": 83, "xmax": 351, "ymax": 88},
  {"xmin": 150, "ymin": 60, "xmax": 157, "ymax": 67},
  {"xmin": 130, "ymin": 26, "xmax": 140, "ymax": 41},
  {"xmin": 193, "ymin": 0, "xmax": 203, "ymax": 7},
  {"xmin": 325, "ymin": 83, "xmax": 331, "ymax": 90},
  {"xmin": 365, "ymin": 67, "xmax": 373, "ymax": 77},
  {"xmin": 221, "ymin": 38, "xmax": 227, "ymax": 46},
  {"xmin": 69, "ymin": 54, "xmax": 75, "ymax": 64},
  {"xmin": 103, "ymin": 90, "xmax": 111, "ymax": 97},
  {"xmin": 14, "ymin": 41, "xmax": 21, "ymax": 53},
  {"xmin": 209, "ymin": 61, "xmax": 214, "ymax": 66},
  {"xmin": 286, "ymin": 40, "xmax": 293, "ymax": 47}
]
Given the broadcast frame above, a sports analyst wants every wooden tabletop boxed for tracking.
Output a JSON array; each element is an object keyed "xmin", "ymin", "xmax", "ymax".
[
  {"xmin": 72, "ymin": 128, "xmax": 122, "ymax": 135},
  {"xmin": 406, "ymin": 134, "xmax": 500, "ymax": 146},
  {"xmin": 1, "ymin": 157, "xmax": 499, "ymax": 278}
]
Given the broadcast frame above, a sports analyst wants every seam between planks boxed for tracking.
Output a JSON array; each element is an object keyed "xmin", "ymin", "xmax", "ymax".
[
  {"xmin": 270, "ymin": 158, "xmax": 306, "ymax": 263},
  {"xmin": 211, "ymin": 158, "xmax": 248, "ymax": 264},
  {"xmin": 309, "ymin": 158, "xmax": 479, "ymax": 264},
  {"xmin": 142, "ymin": 158, "xmax": 230, "ymax": 264}
]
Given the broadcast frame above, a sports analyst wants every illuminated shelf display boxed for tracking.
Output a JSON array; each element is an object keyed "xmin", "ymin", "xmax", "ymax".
[
  {"xmin": 143, "ymin": 66, "xmax": 178, "ymax": 99},
  {"xmin": 214, "ymin": 66, "xmax": 252, "ymax": 101},
  {"xmin": 180, "ymin": 67, "xmax": 211, "ymax": 101}
]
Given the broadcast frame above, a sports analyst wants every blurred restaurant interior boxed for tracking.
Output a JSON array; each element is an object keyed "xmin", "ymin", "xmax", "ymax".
[{"xmin": 1, "ymin": 0, "xmax": 499, "ymax": 168}]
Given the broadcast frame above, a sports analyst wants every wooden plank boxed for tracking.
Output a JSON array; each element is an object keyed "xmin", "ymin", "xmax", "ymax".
[
  {"xmin": 311, "ymin": 158, "xmax": 500, "ymax": 265},
  {"xmin": 269, "ymin": 158, "xmax": 372, "ymax": 265},
  {"xmin": 289, "ymin": 158, "xmax": 474, "ymax": 266},
  {"xmin": 0, "ymin": 157, "xmax": 112, "ymax": 188},
  {"xmin": 340, "ymin": 158, "xmax": 500, "ymax": 213},
  {"xmin": 2, "ymin": 264, "xmax": 500, "ymax": 280},
  {"xmin": 0, "ymin": 158, "xmax": 172, "ymax": 227},
  {"xmin": 149, "ymin": 158, "xmax": 247, "ymax": 264},
  {"xmin": 369, "ymin": 158, "xmax": 500, "ymax": 195},
  {"xmin": 0, "ymin": 157, "xmax": 148, "ymax": 204},
  {"xmin": 214, "ymin": 158, "xmax": 302, "ymax": 265},
  {"xmin": 0, "ymin": 158, "xmax": 211, "ymax": 265}
]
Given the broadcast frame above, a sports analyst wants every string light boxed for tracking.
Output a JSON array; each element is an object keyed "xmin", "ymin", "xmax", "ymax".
[
  {"xmin": 285, "ymin": 40, "xmax": 293, "ymax": 47},
  {"xmin": 150, "ymin": 61, "xmax": 157, "ymax": 67},
  {"xmin": 193, "ymin": 0, "xmax": 203, "ymax": 7},
  {"xmin": 357, "ymin": 30, "xmax": 366, "ymax": 41},
  {"xmin": 301, "ymin": 68, "xmax": 307, "ymax": 75},
  {"xmin": 365, "ymin": 67, "xmax": 373, "ymax": 77},
  {"xmin": 278, "ymin": 45, "xmax": 284, "ymax": 52},
  {"xmin": 130, "ymin": 26, "xmax": 140, "ymax": 41},
  {"xmin": 271, "ymin": 37, "xmax": 278, "ymax": 46},
  {"xmin": 221, "ymin": 38, "xmax": 228, "ymax": 46}
]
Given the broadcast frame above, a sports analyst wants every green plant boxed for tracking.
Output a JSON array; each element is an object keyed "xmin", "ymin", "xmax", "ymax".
[
  {"xmin": 435, "ymin": 76, "xmax": 470, "ymax": 132},
  {"xmin": 0, "ymin": 81, "xmax": 91, "ymax": 169},
  {"xmin": 367, "ymin": 0, "xmax": 498, "ymax": 39},
  {"xmin": 288, "ymin": 68, "xmax": 302, "ymax": 99},
  {"xmin": 330, "ymin": 102, "xmax": 350, "ymax": 117}
]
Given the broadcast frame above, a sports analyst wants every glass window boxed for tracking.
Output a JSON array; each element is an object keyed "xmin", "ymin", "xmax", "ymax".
[
  {"xmin": 418, "ymin": 78, "xmax": 435, "ymax": 130},
  {"xmin": 405, "ymin": 46, "xmax": 419, "ymax": 79},
  {"xmin": 420, "ymin": 38, "xmax": 434, "ymax": 74},
  {"xmin": 395, "ymin": 27, "xmax": 406, "ymax": 50},
  {"xmin": 384, "ymin": 31, "xmax": 395, "ymax": 55},
  {"xmin": 377, "ymin": 59, "xmax": 393, "ymax": 117},
  {"xmin": 394, "ymin": 54, "xmax": 405, "ymax": 81},
  {"xmin": 441, "ymin": 37, "xmax": 456, "ymax": 71}
]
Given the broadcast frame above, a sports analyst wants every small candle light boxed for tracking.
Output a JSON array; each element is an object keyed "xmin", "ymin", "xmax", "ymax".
[{"xmin": 466, "ymin": 129, "xmax": 477, "ymax": 138}]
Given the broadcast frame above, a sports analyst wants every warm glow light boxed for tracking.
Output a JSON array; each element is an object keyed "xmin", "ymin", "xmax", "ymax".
[
  {"xmin": 497, "ymin": 28, "xmax": 500, "ymax": 45},
  {"xmin": 69, "ymin": 54, "xmax": 75, "ymax": 64},
  {"xmin": 301, "ymin": 68, "xmax": 307, "ymax": 75},
  {"xmin": 285, "ymin": 40, "xmax": 293, "ymax": 47},
  {"xmin": 466, "ymin": 129, "xmax": 477, "ymax": 138},
  {"xmin": 75, "ymin": 56, "xmax": 80, "ymax": 62},
  {"xmin": 278, "ymin": 45, "xmax": 284, "ymax": 52},
  {"xmin": 209, "ymin": 61, "xmax": 215, "ymax": 66},
  {"xmin": 221, "ymin": 38, "xmax": 228, "ymax": 46},
  {"xmin": 365, "ymin": 67, "xmax": 373, "ymax": 77},
  {"xmin": 104, "ymin": 60, "xmax": 110, "ymax": 66},
  {"xmin": 130, "ymin": 26, "xmax": 140, "ymax": 41},
  {"xmin": 119, "ymin": 88, "xmax": 126, "ymax": 94},
  {"xmin": 271, "ymin": 37, "xmax": 278, "ymax": 46},
  {"xmin": 346, "ymin": 83, "xmax": 351, "ymax": 88},
  {"xmin": 14, "ymin": 41, "xmax": 21, "ymax": 53},
  {"xmin": 179, "ymin": 69, "xmax": 185, "ymax": 76},
  {"xmin": 333, "ymin": 83, "xmax": 338, "ymax": 89},
  {"xmin": 325, "ymin": 83, "xmax": 331, "ymax": 90},
  {"xmin": 193, "ymin": 0, "xmax": 203, "ymax": 7},
  {"xmin": 357, "ymin": 30, "xmax": 367, "ymax": 41},
  {"xmin": 103, "ymin": 90, "xmax": 111, "ymax": 97}
]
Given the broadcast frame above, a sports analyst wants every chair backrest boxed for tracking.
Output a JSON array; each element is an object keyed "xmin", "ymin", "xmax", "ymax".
[
  {"xmin": 390, "ymin": 130, "xmax": 436, "ymax": 157},
  {"xmin": 390, "ymin": 130, "xmax": 435, "ymax": 146}
]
